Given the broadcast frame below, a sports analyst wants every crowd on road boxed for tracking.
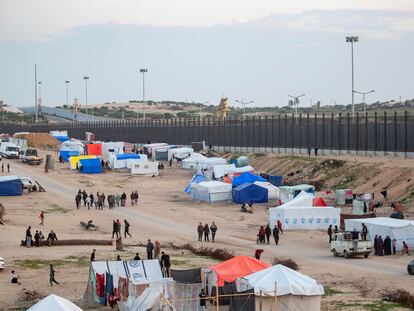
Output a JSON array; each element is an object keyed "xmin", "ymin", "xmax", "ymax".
[
  {"xmin": 257, "ymin": 220, "xmax": 283, "ymax": 245},
  {"xmin": 75, "ymin": 189, "xmax": 139, "ymax": 209}
]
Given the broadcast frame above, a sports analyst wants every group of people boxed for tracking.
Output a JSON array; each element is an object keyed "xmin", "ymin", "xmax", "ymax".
[
  {"xmin": 112, "ymin": 219, "xmax": 132, "ymax": 239},
  {"xmin": 1, "ymin": 163, "xmax": 10, "ymax": 173},
  {"xmin": 24, "ymin": 226, "xmax": 58, "ymax": 247},
  {"xmin": 75, "ymin": 189, "xmax": 139, "ymax": 209},
  {"xmin": 11, "ymin": 264, "xmax": 59, "ymax": 287},
  {"xmin": 197, "ymin": 222, "xmax": 218, "ymax": 243},
  {"xmin": 257, "ymin": 220, "xmax": 283, "ymax": 245},
  {"xmin": 374, "ymin": 235, "xmax": 410, "ymax": 256}
]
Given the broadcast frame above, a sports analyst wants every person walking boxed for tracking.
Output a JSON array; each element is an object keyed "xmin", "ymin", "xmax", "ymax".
[
  {"xmin": 112, "ymin": 220, "xmax": 118, "ymax": 239},
  {"xmin": 49, "ymin": 264, "xmax": 59, "ymax": 286},
  {"xmin": 34, "ymin": 231, "xmax": 40, "ymax": 247},
  {"xmin": 160, "ymin": 251, "xmax": 171, "ymax": 277},
  {"xmin": 7, "ymin": 163, "xmax": 10, "ymax": 173},
  {"xmin": 39, "ymin": 211, "xmax": 45, "ymax": 226},
  {"xmin": 82, "ymin": 190, "xmax": 88, "ymax": 207},
  {"xmin": 44, "ymin": 163, "xmax": 49, "ymax": 174},
  {"xmin": 25, "ymin": 226, "xmax": 32, "ymax": 247},
  {"xmin": 75, "ymin": 193, "xmax": 81, "ymax": 209},
  {"xmin": 277, "ymin": 219, "xmax": 283, "ymax": 235},
  {"xmin": 130, "ymin": 191, "xmax": 135, "ymax": 206},
  {"xmin": 115, "ymin": 193, "xmax": 120, "ymax": 207},
  {"xmin": 90, "ymin": 249, "xmax": 96, "ymax": 262},
  {"xmin": 89, "ymin": 193, "xmax": 94, "ymax": 209},
  {"xmin": 95, "ymin": 192, "xmax": 100, "ymax": 209},
  {"xmin": 124, "ymin": 219, "xmax": 132, "ymax": 238},
  {"xmin": 197, "ymin": 222, "xmax": 203, "ymax": 241},
  {"xmin": 255, "ymin": 249, "xmax": 264, "ymax": 260},
  {"xmin": 402, "ymin": 241, "xmax": 410, "ymax": 255},
  {"xmin": 327, "ymin": 225, "xmax": 333, "ymax": 243},
  {"xmin": 134, "ymin": 191, "xmax": 139, "ymax": 205},
  {"xmin": 154, "ymin": 240, "xmax": 161, "ymax": 260},
  {"xmin": 203, "ymin": 223, "xmax": 210, "ymax": 242},
  {"xmin": 116, "ymin": 219, "xmax": 122, "ymax": 238},
  {"xmin": 258, "ymin": 226, "xmax": 266, "ymax": 244},
  {"xmin": 146, "ymin": 239, "xmax": 154, "ymax": 259},
  {"xmin": 265, "ymin": 224, "xmax": 272, "ymax": 244},
  {"xmin": 101, "ymin": 193, "xmax": 106, "ymax": 208},
  {"xmin": 121, "ymin": 192, "xmax": 127, "ymax": 207},
  {"xmin": 210, "ymin": 222, "xmax": 218, "ymax": 243},
  {"xmin": 272, "ymin": 225, "xmax": 279, "ymax": 245}
]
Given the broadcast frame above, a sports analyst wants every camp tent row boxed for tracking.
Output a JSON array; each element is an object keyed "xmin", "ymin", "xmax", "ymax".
[{"xmin": 0, "ymin": 175, "xmax": 23, "ymax": 196}]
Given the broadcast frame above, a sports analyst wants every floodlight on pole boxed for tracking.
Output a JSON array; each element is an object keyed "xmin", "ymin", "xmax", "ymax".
[
  {"xmin": 83, "ymin": 76, "xmax": 89, "ymax": 121},
  {"xmin": 140, "ymin": 68, "xmax": 148, "ymax": 120},
  {"xmin": 65, "ymin": 81, "xmax": 70, "ymax": 108},
  {"xmin": 354, "ymin": 89, "xmax": 375, "ymax": 114},
  {"xmin": 235, "ymin": 99, "xmax": 254, "ymax": 120},
  {"xmin": 288, "ymin": 94, "xmax": 305, "ymax": 115},
  {"xmin": 346, "ymin": 35, "xmax": 359, "ymax": 117}
]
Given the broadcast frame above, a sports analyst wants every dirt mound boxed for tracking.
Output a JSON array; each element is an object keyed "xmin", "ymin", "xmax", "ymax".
[{"xmin": 14, "ymin": 133, "xmax": 60, "ymax": 150}]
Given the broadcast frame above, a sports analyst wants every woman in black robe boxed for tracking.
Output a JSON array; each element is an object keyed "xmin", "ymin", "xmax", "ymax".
[
  {"xmin": 373, "ymin": 235, "xmax": 379, "ymax": 255},
  {"xmin": 384, "ymin": 236, "xmax": 392, "ymax": 255},
  {"xmin": 378, "ymin": 236, "xmax": 384, "ymax": 256}
]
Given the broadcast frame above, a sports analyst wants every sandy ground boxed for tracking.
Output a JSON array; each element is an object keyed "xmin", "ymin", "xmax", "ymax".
[{"xmin": 0, "ymin": 152, "xmax": 413, "ymax": 310}]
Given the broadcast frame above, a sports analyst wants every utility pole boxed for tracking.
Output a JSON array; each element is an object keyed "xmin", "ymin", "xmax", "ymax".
[
  {"xmin": 83, "ymin": 76, "xmax": 89, "ymax": 120},
  {"xmin": 34, "ymin": 64, "xmax": 38, "ymax": 123},
  {"xmin": 346, "ymin": 36, "xmax": 359, "ymax": 117},
  {"xmin": 354, "ymin": 89, "xmax": 375, "ymax": 114},
  {"xmin": 65, "ymin": 81, "xmax": 70, "ymax": 107},
  {"xmin": 288, "ymin": 94, "xmax": 305, "ymax": 115},
  {"xmin": 235, "ymin": 99, "xmax": 254, "ymax": 120},
  {"xmin": 38, "ymin": 81, "xmax": 42, "ymax": 118},
  {"xmin": 140, "ymin": 68, "xmax": 148, "ymax": 120}
]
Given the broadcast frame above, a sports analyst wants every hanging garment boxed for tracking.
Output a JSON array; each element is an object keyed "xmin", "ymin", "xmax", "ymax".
[{"xmin": 96, "ymin": 273, "xmax": 105, "ymax": 297}]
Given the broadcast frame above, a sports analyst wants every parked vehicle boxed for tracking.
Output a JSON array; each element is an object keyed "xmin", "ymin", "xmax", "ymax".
[
  {"xmin": 0, "ymin": 142, "xmax": 20, "ymax": 159},
  {"xmin": 408, "ymin": 259, "xmax": 414, "ymax": 275},
  {"xmin": 21, "ymin": 148, "xmax": 43, "ymax": 165},
  {"xmin": 331, "ymin": 232, "xmax": 372, "ymax": 258},
  {"xmin": 0, "ymin": 257, "xmax": 4, "ymax": 270}
]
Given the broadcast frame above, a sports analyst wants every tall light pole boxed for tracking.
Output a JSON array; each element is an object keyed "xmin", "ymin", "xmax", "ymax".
[
  {"xmin": 235, "ymin": 99, "xmax": 254, "ymax": 120},
  {"xmin": 288, "ymin": 94, "xmax": 305, "ymax": 115},
  {"xmin": 38, "ymin": 81, "xmax": 42, "ymax": 117},
  {"xmin": 140, "ymin": 68, "xmax": 148, "ymax": 120},
  {"xmin": 83, "ymin": 76, "xmax": 89, "ymax": 120},
  {"xmin": 346, "ymin": 35, "xmax": 359, "ymax": 117},
  {"xmin": 354, "ymin": 89, "xmax": 375, "ymax": 114},
  {"xmin": 65, "ymin": 81, "xmax": 70, "ymax": 108},
  {"xmin": 34, "ymin": 64, "xmax": 38, "ymax": 123}
]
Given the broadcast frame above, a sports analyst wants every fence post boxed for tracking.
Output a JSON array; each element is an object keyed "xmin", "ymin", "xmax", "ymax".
[
  {"xmin": 314, "ymin": 113, "xmax": 317, "ymax": 154},
  {"xmin": 278, "ymin": 115, "xmax": 281, "ymax": 154},
  {"xmin": 338, "ymin": 113, "xmax": 342, "ymax": 155},
  {"xmin": 291, "ymin": 113, "xmax": 294, "ymax": 154},
  {"xmin": 405, "ymin": 111, "xmax": 408, "ymax": 158},
  {"xmin": 374, "ymin": 112, "xmax": 377, "ymax": 156},
  {"xmin": 394, "ymin": 111, "xmax": 397, "ymax": 156},
  {"xmin": 365, "ymin": 112, "xmax": 368, "ymax": 156},
  {"xmin": 384, "ymin": 111, "xmax": 387, "ymax": 155},
  {"xmin": 356, "ymin": 112, "xmax": 359, "ymax": 155},
  {"xmin": 347, "ymin": 112, "xmax": 350, "ymax": 153},
  {"xmin": 299, "ymin": 113, "xmax": 302, "ymax": 155}
]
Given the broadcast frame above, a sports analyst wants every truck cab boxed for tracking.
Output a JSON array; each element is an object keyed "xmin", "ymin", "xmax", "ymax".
[
  {"xmin": 0, "ymin": 142, "xmax": 20, "ymax": 159},
  {"xmin": 331, "ymin": 232, "xmax": 372, "ymax": 259},
  {"xmin": 21, "ymin": 148, "xmax": 43, "ymax": 165}
]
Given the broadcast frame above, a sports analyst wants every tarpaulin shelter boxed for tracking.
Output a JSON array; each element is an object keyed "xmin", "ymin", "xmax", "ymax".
[
  {"xmin": 202, "ymin": 256, "xmax": 269, "ymax": 292},
  {"xmin": 190, "ymin": 181, "xmax": 232, "ymax": 203},
  {"xmin": 279, "ymin": 184, "xmax": 315, "ymax": 203},
  {"xmin": 254, "ymin": 181, "xmax": 279, "ymax": 200},
  {"xmin": 69, "ymin": 155, "xmax": 96, "ymax": 170},
  {"xmin": 59, "ymin": 140, "xmax": 84, "ymax": 162},
  {"xmin": 184, "ymin": 174, "xmax": 206, "ymax": 194},
  {"xmin": 50, "ymin": 130, "xmax": 70, "ymax": 143},
  {"xmin": 268, "ymin": 175, "xmax": 283, "ymax": 187},
  {"xmin": 59, "ymin": 151, "xmax": 80, "ymax": 162},
  {"xmin": 313, "ymin": 197, "xmax": 328, "ymax": 207},
  {"xmin": 28, "ymin": 294, "xmax": 83, "ymax": 311},
  {"xmin": 232, "ymin": 183, "xmax": 268, "ymax": 204},
  {"xmin": 230, "ymin": 166, "xmax": 255, "ymax": 177},
  {"xmin": 335, "ymin": 189, "xmax": 353, "ymax": 205},
  {"xmin": 86, "ymin": 143, "xmax": 102, "ymax": 156},
  {"xmin": 195, "ymin": 157, "xmax": 227, "ymax": 173},
  {"xmin": 170, "ymin": 268, "xmax": 202, "ymax": 284},
  {"xmin": 109, "ymin": 153, "xmax": 140, "ymax": 169},
  {"xmin": 0, "ymin": 176, "xmax": 23, "ymax": 196},
  {"xmin": 78, "ymin": 158, "xmax": 102, "ymax": 174},
  {"xmin": 102, "ymin": 142, "xmax": 125, "ymax": 156},
  {"xmin": 168, "ymin": 147, "xmax": 193, "ymax": 161},
  {"xmin": 212, "ymin": 164, "xmax": 236, "ymax": 179},
  {"xmin": 235, "ymin": 265, "xmax": 324, "ymax": 311},
  {"xmin": 344, "ymin": 217, "xmax": 414, "ymax": 251},
  {"xmin": 232, "ymin": 172, "xmax": 266, "ymax": 187},
  {"xmin": 130, "ymin": 160, "xmax": 159, "ymax": 176},
  {"xmin": 182, "ymin": 153, "xmax": 207, "ymax": 170},
  {"xmin": 153, "ymin": 147, "xmax": 170, "ymax": 161}
]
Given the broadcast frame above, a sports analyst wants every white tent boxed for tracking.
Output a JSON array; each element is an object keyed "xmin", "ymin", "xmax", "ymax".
[
  {"xmin": 102, "ymin": 142, "xmax": 125, "ymax": 157},
  {"xmin": 28, "ymin": 294, "xmax": 83, "ymax": 311},
  {"xmin": 60, "ymin": 140, "xmax": 84, "ymax": 154},
  {"xmin": 280, "ymin": 191, "xmax": 314, "ymax": 207},
  {"xmin": 212, "ymin": 164, "xmax": 236, "ymax": 179},
  {"xmin": 168, "ymin": 147, "xmax": 193, "ymax": 161},
  {"xmin": 279, "ymin": 185, "xmax": 315, "ymax": 203},
  {"xmin": 190, "ymin": 181, "xmax": 232, "ymax": 203},
  {"xmin": 228, "ymin": 165, "xmax": 255, "ymax": 176},
  {"xmin": 344, "ymin": 217, "xmax": 414, "ymax": 251},
  {"xmin": 130, "ymin": 160, "xmax": 159, "ymax": 176},
  {"xmin": 254, "ymin": 181, "xmax": 279, "ymax": 200},
  {"xmin": 182, "ymin": 153, "xmax": 207, "ymax": 170},
  {"xmin": 236, "ymin": 265, "xmax": 324, "ymax": 311},
  {"xmin": 126, "ymin": 155, "xmax": 148, "ymax": 168},
  {"xmin": 195, "ymin": 157, "xmax": 227, "ymax": 174}
]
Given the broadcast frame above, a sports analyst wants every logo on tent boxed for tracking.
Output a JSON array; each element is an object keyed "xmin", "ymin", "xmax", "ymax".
[
  {"xmin": 131, "ymin": 272, "xmax": 144, "ymax": 279},
  {"xmin": 129, "ymin": 261, "xmax": 142, "ymax": 268},
  {"xmin": 309, "ymin": 218, "xmax": 314, "ymax": 223}
]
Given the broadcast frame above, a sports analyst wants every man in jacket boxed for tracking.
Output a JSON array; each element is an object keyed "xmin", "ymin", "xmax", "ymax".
[
  {"xmin": 146, "ymin": 239, "xmax": 154, "ymax": 259},
  {"xmin": 210, "ymin": 222, "xmax": 218, "ymax": 243},
  {"xmin": 265, "ymin": 224, "xmax": 272, "ymax": 244},
  {"xmin": 197, "ymin": 222, "xmax": 203, "ymax": 241},
  {"xmin": 160, "ymin": 251, "xmax": 171, "ymax": 277}
]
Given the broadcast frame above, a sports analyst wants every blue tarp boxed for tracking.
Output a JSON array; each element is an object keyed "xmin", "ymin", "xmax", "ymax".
[
  {"xmin": 268, "ymin": 175, "xmax": 283, "ymax": 187},
  {"xmin": 184, "ymin": 174, "xmax": 206, "ymax": 194},
  {"xmin": 53, "ymin": 135, "xmax": 70, "ymax": 142},
  {"xmin": 232, "ymin": 172, "xmax": 266, "ymax": 187},
  {"xmin": 59, "ymin": 150, "xmax": 80, "ymax": 162},
  {"xmin": 0, "ymin": 176, "xmax": 23, "ymax": 196},
  {"xmin": 78, "ymin": 158, "xmax": 102, "ymax": 174},
  {"xmin": 116, "ymin": 154, "xmax": 140, "ymax": 160},
  {"xmin": 232, "ymin": 182, "xmax": 268, "ymax": 204}
]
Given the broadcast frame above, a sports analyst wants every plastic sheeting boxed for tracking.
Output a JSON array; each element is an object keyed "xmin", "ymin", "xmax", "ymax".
[
  {"xmin": 190, "ymin": 181, "xmax": 232, "ymax": 203},
  {"xmin": 86, "ymin": 144, "xmax": 102, "ymax": 156},
  {"xmin": 232, "ymin": 172, "xmax": 266, "ymax": 187},
  {"xmin": 279, "ymin": 185, "xmax": 315, "ymax": 203},
  {"xmin": 182, "ymin": 153, "xmax": 207, "ymax": 170},
  {"xmin": 79, "ymin": 158, "xmax": 102, "ymax": 174},
  {"xmin": 184, "ymin": 175, "xmax": 206, "ymax": 194},
  {"xmin": 130, "ymin": 161, "xmax": 159, "ymax": 176},
  {"xmin": 28, "ymin": 294, "xmax": 83, "ymax": 311},
  {"xmin": 254, "ymin": 181, "xmax": 279, "ymax": 200},
  {"xmin": 0, "ymin": 176, "xmax": 23, "ymax": 196},
  {"xmin": 232, "ymin": 183, "xmax": 268, "ymax": 204},
  {"xmin": 212, "ymin": 164, "xmax": 236, "ymax": 179},
  {"xmin": 69, "ymin": 155, "xmax": 96, "ymax": 170},
  {"xmin": 170, "ymin": 268, "xmax": 201, "ymax": 284},
  {"xmin": 168, "ymin": 147, "xmax": 193, "ymax": 161}
]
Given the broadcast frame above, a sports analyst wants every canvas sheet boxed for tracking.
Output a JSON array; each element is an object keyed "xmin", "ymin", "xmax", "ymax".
[
  {"xmin": 130, "ymin": 161, "xmax": 159, "ymax": 176},
  {"xmin": 168, "ymin": 147, "xmax": 193, "ymax": 161},
  {"xmin": 213, "ymin": 164, "xmax": 237, "ymax": 179}
]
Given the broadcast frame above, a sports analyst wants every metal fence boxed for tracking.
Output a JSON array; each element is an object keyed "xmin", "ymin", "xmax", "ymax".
[{"xmin": 2, "ymin": 111, "xmax": 414, "ymax": 154}]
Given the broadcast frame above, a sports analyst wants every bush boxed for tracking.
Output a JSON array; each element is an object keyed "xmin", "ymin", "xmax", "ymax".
[{"xmin": 272, "ymin": 258, "xmax": 299, "ymax": 270}]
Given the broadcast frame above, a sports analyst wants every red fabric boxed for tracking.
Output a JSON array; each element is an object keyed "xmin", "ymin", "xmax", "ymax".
[
  {"xmin": 96, "ymin": 273, "xmax": 105, "ymax": 297},
  {"xmin": 208, "ymin": 255, "xmax": 269, "ymax": 286},
  {"xmin": 87, "ymin": 144, "xmax": 102, "ymax": 156},
  {"xmin": 313, "ymin": 197, "xmax": 328, "ymax": 207},
  {"xmin": 108, "ymin": 288, "xmax": 121, "ymax": 307}
]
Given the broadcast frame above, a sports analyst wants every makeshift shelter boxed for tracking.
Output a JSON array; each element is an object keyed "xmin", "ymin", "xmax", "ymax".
[
  {"xmin": 171, "ymin": 268, "xmax": 202, "ymax": 284},
  {"xmin": 86, "ymin": 143, "xmax": 102, "ymax": 156},
  {"xmin": 313, "ymin": 197, "xmax": 328, "ymax": 207},
  {"xmin": 254, "ymin": 181, "xmax": 279, "ymax": 200},
  {"xmin": 232, "ymin": 172, "xmax": 266, "ymax": 187},
  {"xmin": 232, "ymin": 183, "xmax": 268, "ymax": 204},
  {"xmin": 202, "ymin": 256, "xmax": 269, "ymax": 293},
  {"xmin": 126, "ymin": 155, "xmax": 148, "ymax": 168},
  {"xmin": 28, "ymin": 294, "xmax": 83, "ymax": 311},
  {"xmin": 190, "ymin": 181, "xmax": 232, "ymax": 203},
  {"xmin": 50, "ymin": 130, "xmax": 70, "ymax": 143},
  {"xmin": 102, "ymin": 142, "xmax": 125, "ymax": 156},
  {"xmin": 168, "ymin": 147, "xmax": 193, "ymax": 161},
  {"xmin": 143, "ymin": 143, "xmax": 168, "ymax": 157},
  {"xmin": 267, "ymin": 175, "xmax": 283, "ymax": 187},
  {"xmin": 344, "ymin": 217, "xmax": 414, "ymax": 251},
  {"xmin": 153, "ymin": 147, "xmax": 170, "ymax": 161},
  {"xmin": 279, "ymin": 184, "xmax": 315, "ymax": 203},
  {"xmin": 130, "ymin": 160, "xmax": 159, "ymax": 176},
  {"xmin": 184, "ymin": 174, "xmax": 206, "ymax": 194},
  {"xmin": 78, "ymin": 158, "xmax": 102, "ymax": 174},
  {"xmin": 109, "ymin": 154, "xmax": 140, "ymax": 169},
  {"xmin": 0, "ymin": 176, "xmax": 23, "ymax": 196},
  {"xmin": 236, "ymin": 265, "xmax": 324, "ymax": 311},
  {"xmin": 229, "ymin": 165, "xmax": 255, "ymax": 177},
  {"xmin": 336, "ymin": 189, "xmax": 353, "ymax": 205},
  {"xmin": 212, "ymin": 164, "xmax": 236, "ymax": 179},
  {"xmin": 59, "ymin": 141, "xmax": 84, "ymax": 162},
  {"xmin": 69, "ymin": 155, "xmax": 96, "ymax": 170},
  {"xmin": 182, "ymin": 153, "xmax": 207, "ymax": 170},
  {"xmin": 195, "ymin": 157, "xmax": 227, "ymax": 174}
]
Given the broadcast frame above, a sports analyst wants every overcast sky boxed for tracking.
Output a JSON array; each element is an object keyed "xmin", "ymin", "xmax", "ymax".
[{"xmin": 0, "ymin": 0, "xmax": 413, "ymax": 108}]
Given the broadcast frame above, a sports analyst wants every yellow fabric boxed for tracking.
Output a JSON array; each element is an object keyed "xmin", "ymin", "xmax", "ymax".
[{"xmin": 69, "ymin": 155, "xmax": 96, "ymax": 170}]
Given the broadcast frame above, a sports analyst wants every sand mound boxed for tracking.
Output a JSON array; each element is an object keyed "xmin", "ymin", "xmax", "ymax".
[{"xmin": 14, "ymin": 133, "xmax": 60, "ymax": 150}]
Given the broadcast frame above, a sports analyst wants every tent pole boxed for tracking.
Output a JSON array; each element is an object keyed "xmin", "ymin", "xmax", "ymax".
[
  {"xmin": 216, "ymin": 283, "xmax": 219, "ymax": 311},
  {"xmin": 274, "ymin": 281, "xmax": 277, "ymax": 311},
  {"xmin": 260, "ymin": 289, "xmax": 263, "ymax": 311}
]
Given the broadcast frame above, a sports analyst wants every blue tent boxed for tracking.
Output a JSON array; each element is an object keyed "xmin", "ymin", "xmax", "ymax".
[
  {"xmin": 59, "ymin": 150, "xmax": 80, "ymax": 162},
  {"xmin": 232, "ymin": 182, "xmax": 268, "ymax": 204},
  {"xmin": 0, "ymin": 176, "xmax": 23, "ymax": 196},
  {"xmin": 116, "ymin": 154, "xmax": 140, "ymax": 160},
  {"xmin": 232, "ymin": 172, "xmax": 266, "ymax": 187},
  {"xmin": 78, "ymin": 158, "xmax": 102, "ymax": 174},
  {"xmin": 268, "ymin": 175, "xmax": 283, "ymax": 187},
  {"xmin": 53, "ymin": 135, "xmax": 70, "ymax": 142},
  {"xmin": 184, "ymin": 174, "xmax": 206, "ymax": 194}
]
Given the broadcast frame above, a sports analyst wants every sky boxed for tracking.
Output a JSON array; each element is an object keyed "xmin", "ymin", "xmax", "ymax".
[{"xmin": 0, "ymin": 0, "xmax": 413, "ymax": 108}]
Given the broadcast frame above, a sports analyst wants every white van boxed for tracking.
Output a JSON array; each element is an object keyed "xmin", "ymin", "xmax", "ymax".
[{"xmin": 0, "ymin": 142, "xmax": 20, "ymax": 159}]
